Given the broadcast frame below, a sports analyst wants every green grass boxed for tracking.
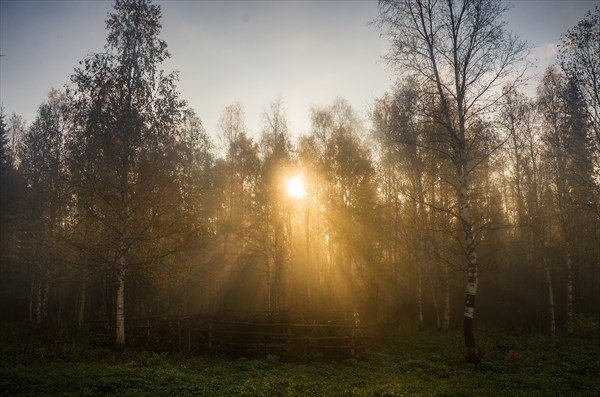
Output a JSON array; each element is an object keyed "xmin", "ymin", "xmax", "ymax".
[{"xmin": 1, "ymin": 331, "xmax": 599, "ymax": 396}]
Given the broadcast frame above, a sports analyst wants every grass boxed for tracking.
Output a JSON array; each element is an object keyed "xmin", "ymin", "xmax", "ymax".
[{"xmin": 1, "ymin": 329, "xmax": 599, "ymax": 396}]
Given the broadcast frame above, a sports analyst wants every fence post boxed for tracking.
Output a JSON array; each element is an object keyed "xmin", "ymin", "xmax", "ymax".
[{"xmin": 208, "ymin": 322, "xmax": 213, "ymax": 349}]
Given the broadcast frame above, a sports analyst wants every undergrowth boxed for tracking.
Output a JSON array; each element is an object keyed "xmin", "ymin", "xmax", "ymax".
[{"xmin": 1, "ymin": 326, "xmax": 599, "ymax": 396}]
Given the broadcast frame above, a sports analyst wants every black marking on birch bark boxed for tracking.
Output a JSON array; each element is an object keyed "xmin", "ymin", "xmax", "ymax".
[{"xmin": 465, "ymin": 294, "xmax": 475, "ymax": 307}]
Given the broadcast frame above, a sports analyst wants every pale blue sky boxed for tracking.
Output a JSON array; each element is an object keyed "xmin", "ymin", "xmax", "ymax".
[{"xmin": 0, "ymin": 0, "xmax": 597, "ymax": 141}]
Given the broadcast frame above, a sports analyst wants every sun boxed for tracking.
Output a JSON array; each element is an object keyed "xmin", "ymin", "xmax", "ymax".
[{"xmin": 286, "ymin": 174, "xmax": 305, "ymax": 199}]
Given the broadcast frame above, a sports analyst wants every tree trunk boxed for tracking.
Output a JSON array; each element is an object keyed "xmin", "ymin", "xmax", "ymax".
[
  {"xmin": 78, "ymin": 280, "xmax": 87, "ymax": 328},
  {"xmin": 430, "ymin": 275, "xmax": 440, "ymax": 329},
  {"xmin": 115, "ymin": 256, "xmax": 125, "ymax": 347},
  {"xmin": 417, "ymin": 260, "xmax": 424, "ymax": 328},
  {"xmin": 41, "ymin": 272, "xmax": 49, "ymax": 321},
  {"xmin": 543, "ymin": 255, "xmax": 556, "ymax": 335},
  {"xmin": 566, "ymin": 247, "xmax": 574, "ymax": 322},
  {"xmin": 28, "ymin": 274, "xmax": 33, "ymax": 323},
  {"xmin": 458, "ymin": 169, "xmax": 479, "ymax": 363},
  {"xmin": 305, "ymin": 204, "xmax": 311, "ymax": 310},
  {"xmin": 442, "ymin": 262, "xmax": 451, "ymax": 331},
  {"xmin": 565, "ymin": 245, "xmax": 574, "ymax": 334},
  {"xmin": 266, "ymin": 253, "xmax": 272, "ymax": 313},
  {"xmin": 34, "ymin": 266, "xmax": 42, "ymax": 325}
]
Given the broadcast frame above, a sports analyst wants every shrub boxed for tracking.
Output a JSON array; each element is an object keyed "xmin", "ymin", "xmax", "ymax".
[{"xmin": 565, "ymin": 314, "xmax": 600, "ymax": 337}]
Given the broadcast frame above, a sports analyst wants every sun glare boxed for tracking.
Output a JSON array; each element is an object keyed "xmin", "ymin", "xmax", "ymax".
[{"xmin": 287, "ymin": 174, "xmax": 305, "ymax": 199}]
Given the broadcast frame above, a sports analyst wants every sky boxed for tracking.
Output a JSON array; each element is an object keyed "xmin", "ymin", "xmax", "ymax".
[{"xmin": 0, "ymin": 0, "xmax": 597, "ymax": 142}]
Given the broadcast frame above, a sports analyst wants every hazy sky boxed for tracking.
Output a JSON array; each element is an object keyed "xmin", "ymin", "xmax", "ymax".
[{"xmin": 0, "ymin": 0, "xmax": 597, "ymax": 141}]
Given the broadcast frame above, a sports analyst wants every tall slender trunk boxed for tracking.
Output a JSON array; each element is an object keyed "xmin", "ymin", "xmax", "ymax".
[
  {"xmin": 458, "ymin": 167, "xmax": 478, "ymax": 363},
  {"xmin": 430, "ymin": 275, "xmax": 440, "ymax": 329},
  {"xmin": 273, "ymin": 224, "xmax": 283, "ymax": 313},
  {"xmin": 305, "ymin": 203, "xmax": 311, "ymax": 309},
  {"xmin": 417, "ymin": 260, "xmax": 424, "ymax": 328},
  {"xmin": 28, "ymin": 273, "xmax": 34, "ymax": 323},
  {"xmin": 34, "ymin": 270, "xmax": 42, "ymax": 325},
  {"xmin": 266, "ymin": 253, "xmax": 272, "ymax": 313},
  {"xmin": 78, "ymin": 280, "xmax": 87, "ymax": 328},
  {"xmin": 565, "ymin": 244, "xmax": 574, "ymax": 334},
  {"xmin": 41, "ymin": 272, "xmax": 49, "ymax": 321},
  {"xmin": 543, "ymin": 254, "xmax": 556, "ymax": 335},
  {"xmin": 565, "ymin": 247, "xmax": 574, "ymax": 322},
  {"xmin": 435, "ymin": 175, "xmax": 451, "ymax": 331},
  {"xmin": 442, "ymin": 262, "xmax": 450, "ymax": 330},
  {"xmin": 115, "ymin": 256, "xmax": 126, "ymax": 347},
  {"xmin": 57, "ymin": 285, "xmax": 64, "ymax": 324}
]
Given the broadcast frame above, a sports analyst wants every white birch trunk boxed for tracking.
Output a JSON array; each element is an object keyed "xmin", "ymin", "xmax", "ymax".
[
  {"xmin": 459, "ymin": 168, "xmax": 478, "ymax": 362},
  {"xmin": 566, "ymin": 248, "xmax": 574, "ymax": 322},
  {"xmin": 565, "ymin": 246, "xmax": 574, "ymax": 334}
]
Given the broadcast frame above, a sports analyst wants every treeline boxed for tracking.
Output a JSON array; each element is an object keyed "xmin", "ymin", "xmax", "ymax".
[{"xmin": 0, "ymin": 0, "xmax": 598, "ymax": 349}]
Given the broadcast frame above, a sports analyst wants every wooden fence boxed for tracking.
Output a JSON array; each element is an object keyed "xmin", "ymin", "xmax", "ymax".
[{"xmin": 90, "ymin": 314, "xmax": 380, "ymax": 358}]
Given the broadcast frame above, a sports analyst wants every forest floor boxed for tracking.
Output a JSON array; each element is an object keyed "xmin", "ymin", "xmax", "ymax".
[{"xmin": 1, "ymin": 329, "xmax": 599, "ymax": 396}]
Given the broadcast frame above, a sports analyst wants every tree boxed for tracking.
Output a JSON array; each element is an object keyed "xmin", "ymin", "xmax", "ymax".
[
  {"xmin": 0, "ymin": 111, "xmax": 9, "ymax": 172},
  {"xmin": 498, "ymin": 86, "xmax": 530, "ymax": 239},
  {"xmin": 376, "ymin": 0, "xmax": 528, "ymax": 362},
  {"xmin": 134, "ymin": 107, "xmax": 215, "ymax": 316},
  {"xmin": 213, "ymin": 103, "xmax": 261, "ymax": 311},
  {"xmin": 559, "ymin": 7, "xmax": 599, "ymax": 144},
  {"xmin": 0, "ymin": 110, "xmax": 22, "ymax": 318},
  {"xmin": 70, "ymin": 0, "xmax": 185, "ymax": 346},
  {"xmin": 373, "ymin": 80, "xmax": 457, "ymax": 329},
  {"xmin": 327, "ymin": 121, "xmax": 380, "ymax": 320},
  {"xmin": 258, "ymin": 98, "xmax": 292, "ymax": 313},
  {"xmin": 537, "ymin": 66, "xmax": 594, "ymax": 325},
  {"xmin": 5, "ymin": 113, "xmax": 26, "ymax": 168},
  {"xmin": 18, "ymin": 89, "xmax": 73, "ymax": 325},
  {"xmin": 298, "ymin": 98, "xmax": 381, "ymax": 316},
  {"xmin": 559, "ymin": 8, "xmax": 600, "ymax": 294},
  {"xmin": 496, "ymin": 85, "xmax": 559, "ymax": 334}
]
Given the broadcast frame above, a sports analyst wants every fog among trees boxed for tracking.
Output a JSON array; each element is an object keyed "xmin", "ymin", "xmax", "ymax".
[{"xmin": 1, "ymin": 0, "xmax": 599, "ymax": 365}]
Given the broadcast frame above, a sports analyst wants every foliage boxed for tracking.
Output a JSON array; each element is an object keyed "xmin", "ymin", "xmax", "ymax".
[
  {"xmin": 0, "ymin": 111, "xmax": 9, "ymax": 172},
  {"xmin": 1, "ymin": 332, "xmax": 599, "ymax": 396},
  {"xmin": 1, "ymin": 0, "xmax": 599, "ymax": 367},
  {"xmin": 565, "ymin": 314, "xmax": 600, "ymax": 337},
  {"xmin": 559, "ymin": 6, "xmax": 600, "ymax": 139}
]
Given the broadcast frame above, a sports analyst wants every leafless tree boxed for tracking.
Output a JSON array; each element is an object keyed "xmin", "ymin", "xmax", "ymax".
[{"xmin": 376, "ymin": 0, "xmax": 528, "ymax": 362}]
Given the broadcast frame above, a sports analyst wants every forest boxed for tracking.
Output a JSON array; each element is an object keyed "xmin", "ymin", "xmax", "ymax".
[{"xmin": 0, "ymin": 0, "xmax": 599, "ymax": 382}]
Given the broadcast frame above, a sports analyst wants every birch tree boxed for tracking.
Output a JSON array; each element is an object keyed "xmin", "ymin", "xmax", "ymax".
[
  {"xmin": 376, "ymin": 0, "xmax": 528, "ymax": 361},
  {"xmin": 258, "ymin": 98, "xmax": 292, "ymax": 313},
  {"xmin": 497, "ymin": 86, "xmax": 559, "ymax": 334},
  {"xmin": 537, "ymin": 66, "xmax": 594, "ymax": 325},
  {"xmin": 373, "ymin": 81, "xmax": 459, "ymax": 329},
  {"xmin": 70, "ymin": 0, "xmax": 184, "ymax": 346}
]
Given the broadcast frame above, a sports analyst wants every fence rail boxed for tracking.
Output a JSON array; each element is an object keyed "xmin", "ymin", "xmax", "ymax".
[{"xmin": 90, "ymin": 314, "xmax": 380, "ymax": 358}]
